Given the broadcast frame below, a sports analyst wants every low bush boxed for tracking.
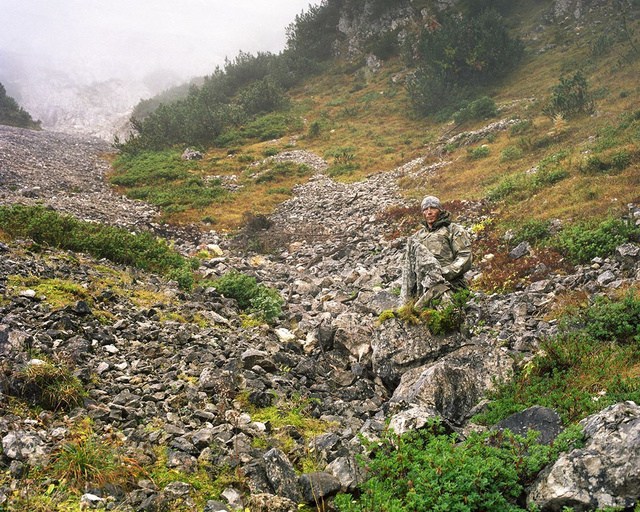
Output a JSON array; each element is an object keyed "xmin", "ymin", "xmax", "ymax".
[
  {"xmin": 552, "ymin": 216, "xmax": 639, "ymax": 264},
  {"xmin": 335, "ymin": 420, "xmax": 584, "ymax": 512},
  {"xmin": 0, "ymin": 205, "xmax": 195, "ymax": 289},
  {"xmin": 543, "ymin": 71, "xmax": 595, "ymax": 120},
  {"xmin": 467, "ymin": 145, "xmax": 490, "ymax": 160},
  {"xmin": 500, "ymin": 145, "xmax": 523, "ymax": 162},
  {"xmin": 211, "ymin": 270, "xmax": 283, "ymax": 323},
  {"xmin": 579, "ymin": 150, "xmax": 633, "ymax": 174}
]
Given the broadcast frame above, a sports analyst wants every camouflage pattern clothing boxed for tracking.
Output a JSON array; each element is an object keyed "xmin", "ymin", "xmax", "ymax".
[{"xmin": 400, "ymin": 210, "xmax": 472, "ymax": 307}]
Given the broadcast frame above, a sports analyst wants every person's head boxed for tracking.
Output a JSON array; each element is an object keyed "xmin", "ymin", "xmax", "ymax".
[{"xmin": 421, "ymin": 195, "xmax": 442, "ymax": 227}]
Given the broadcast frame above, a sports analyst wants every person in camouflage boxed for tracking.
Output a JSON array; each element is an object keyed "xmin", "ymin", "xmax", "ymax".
[{"xmin": 400, "ymin": 195, "xmax": 472, "ymax": 308}]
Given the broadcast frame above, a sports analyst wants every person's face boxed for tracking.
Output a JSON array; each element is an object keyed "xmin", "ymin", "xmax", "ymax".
[{"xmin": 423, "ymin": 206, "xmax": 440, "ymax": 226}]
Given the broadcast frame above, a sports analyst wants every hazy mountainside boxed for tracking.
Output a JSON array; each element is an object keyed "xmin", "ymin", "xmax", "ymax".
[{"xmin": 0, "ymin": 52, "xmax": 183, "ymax": 140}]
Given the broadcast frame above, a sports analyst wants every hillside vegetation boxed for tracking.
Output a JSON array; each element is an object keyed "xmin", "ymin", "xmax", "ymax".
[
  {"xmin": 0, "ymin": 83, "xmax": 41, "ymax": 130},
  {"xmin": 112, "ymin": 0, "xmax": 639, "ymax": 237}
]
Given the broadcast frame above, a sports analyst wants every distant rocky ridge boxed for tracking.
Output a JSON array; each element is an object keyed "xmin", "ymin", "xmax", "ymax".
[{"xmin": 1, "ymin": 124, "xmax": 639, "ymax": 510}]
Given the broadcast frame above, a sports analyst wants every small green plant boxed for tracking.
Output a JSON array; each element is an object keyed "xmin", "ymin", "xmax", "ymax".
[
  {"xmin": 395, "ymin": 290, "xmax": 470, "ymax": 334},
  {"xmin": 378, "ymin": 309, "xmax": 396, "ymax": 323},
  {"xmin": 509, "ymin": 119, "xmax": 533, "ymax": 136},
  {"xmin": 420, "ymin": 289, "xmax": 471, "ymax": 335},
  {"xmin": 467, "ymin": 145, "xmax": 490, "ymax": 160},
  {"xmin": 579, "ymin": 150, "xmax": 633, "ymax": 175},
  {"xmin": 500, "ymin": 145, "xmax": 524, "ymax": 162},
  {"xmin": 49, "ymin": 420, "xmax": 143, "ymax": 491}
]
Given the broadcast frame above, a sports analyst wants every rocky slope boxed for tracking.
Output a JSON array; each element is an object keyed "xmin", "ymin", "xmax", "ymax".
[{"xmin": 1, "ymin": 125, "xmax": 639, "ymax": 511}]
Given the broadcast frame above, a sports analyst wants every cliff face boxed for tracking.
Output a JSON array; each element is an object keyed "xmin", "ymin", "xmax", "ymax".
[{"xmin": 332, "ymin": 0, "xmax": 617, "ymax": 61}]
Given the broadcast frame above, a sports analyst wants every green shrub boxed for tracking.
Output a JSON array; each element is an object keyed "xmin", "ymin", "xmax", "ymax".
[
  {"xmin": 552, "ymin": 216, "xmax": 639, "ymax": 263},
  {"xmin": 565, "ymin": 291, "xmax": 640, "ymax": 345},
  {"xmin": 453, "ymin": 96, "xmax": 498, "ymax": 124},
  {"xmin": 263, "ymin": 146, "xmax": 280, "ymax": 157},
  {"xmin": 543, "ymin": 72, "xmax": 595, "ymax": 119},
  {"xmin": 579, "ymin": 150, "xmax": 633, "ymax": 174},
  {"xmin": 509, "ymin": 119, "xmax": 533, "ymax": 136},
  {"xmin": 467, "ymin": 145, "xmax": 490, "ymax": 160},
  {"xmin": 335, "ymin": 421, "xmax": 583, "ymax": 512},
  {"xmin": 422, "ymin": 289, "xmax": 471, "ymax": 335},
  {"xmin": 242, "ymin": 112, "xmax": 302, "ymax": 141},
  {"xmin": 500, "ymin": 145, "xmax": 524, "ymax": 162},
  {"xmin": 212, "ymin": 271, "xmax": 283, "ymax": 323}
]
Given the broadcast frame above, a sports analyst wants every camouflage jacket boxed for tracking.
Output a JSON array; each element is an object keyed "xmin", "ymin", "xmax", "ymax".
[{"xmin": 400, "ymin": 211, "xmax": 472, "ymax": 302}]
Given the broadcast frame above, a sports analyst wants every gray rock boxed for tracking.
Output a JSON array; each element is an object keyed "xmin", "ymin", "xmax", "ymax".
[
  {"xmin": 494, "ymin": 406, "xmax": 563, "ymax": 445},
  {"xmin": 509, "ymin": 241, "xmax": 531, "ymax": 260},
  {"xmin": 326, "ymin": 456, "xmax": 365, "ymax": 492},
  {"xmin": 390, "ymin": 344, "xmax": 514, "ymax": 425},
  {"xmin": 1, "ymin": 431, "xmax": 46, "ymax": 463},
  {"xmin": 528, "ymin": 401, "xmax": 640, "ymax": 511},
  {"xmin": 263, "ymin": 448, "xmax": 301, "ymax": 502},
  {"xmin": 299, "ymin": 472, "xmax": 342, "ymax": 505}
]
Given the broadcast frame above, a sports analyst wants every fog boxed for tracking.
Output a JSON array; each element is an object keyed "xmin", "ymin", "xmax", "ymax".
[{"xmin": 0, "ymin": 0, "xmax": 318, "ymax": 137}]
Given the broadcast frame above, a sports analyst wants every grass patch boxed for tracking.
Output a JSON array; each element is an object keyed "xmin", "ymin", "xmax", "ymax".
[
  {"xmin": 13, "ymin": 357, "xmax": 86, "ymax": 411},
  {"xmin": 111, "ymin": 150, "xmax": 228, "ymax": 213},
  {"xmin": 7, "ymin": 276, "xmax": 89, "ymax": 308}
]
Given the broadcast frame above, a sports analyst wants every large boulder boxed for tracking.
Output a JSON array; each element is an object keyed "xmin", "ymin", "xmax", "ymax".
[
  {"xmin": 389, "ymin": 343, "xmax": 514, "ymax": 426},
  {"xmin": 528, "ymin": 401, "xmax": 640, "ymax": 511},
  {"xmin": 371, "ymin": 320, "xmax": 466, "ymax": 390}
]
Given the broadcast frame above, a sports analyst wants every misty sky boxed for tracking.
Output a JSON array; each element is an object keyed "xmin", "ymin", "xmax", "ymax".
[{"xmin": 0, "ymin": 0, "xmax": 318, "ymax": 84}]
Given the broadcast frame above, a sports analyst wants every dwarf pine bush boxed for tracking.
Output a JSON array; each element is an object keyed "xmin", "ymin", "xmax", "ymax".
[
  {"xmin": 212, "ymin": 271, "xmax": 283, "ymax": 323},
  {"xmin": 0, "ymin": 205, "xmax": 195, "ymax": 289},
  {"xmin": 335, "ymin": 421, "xmax": 584, "ymax": 512},
  {"xmin": 552, "ymin": 216, "xmax": 639, "ymax": 263}
]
